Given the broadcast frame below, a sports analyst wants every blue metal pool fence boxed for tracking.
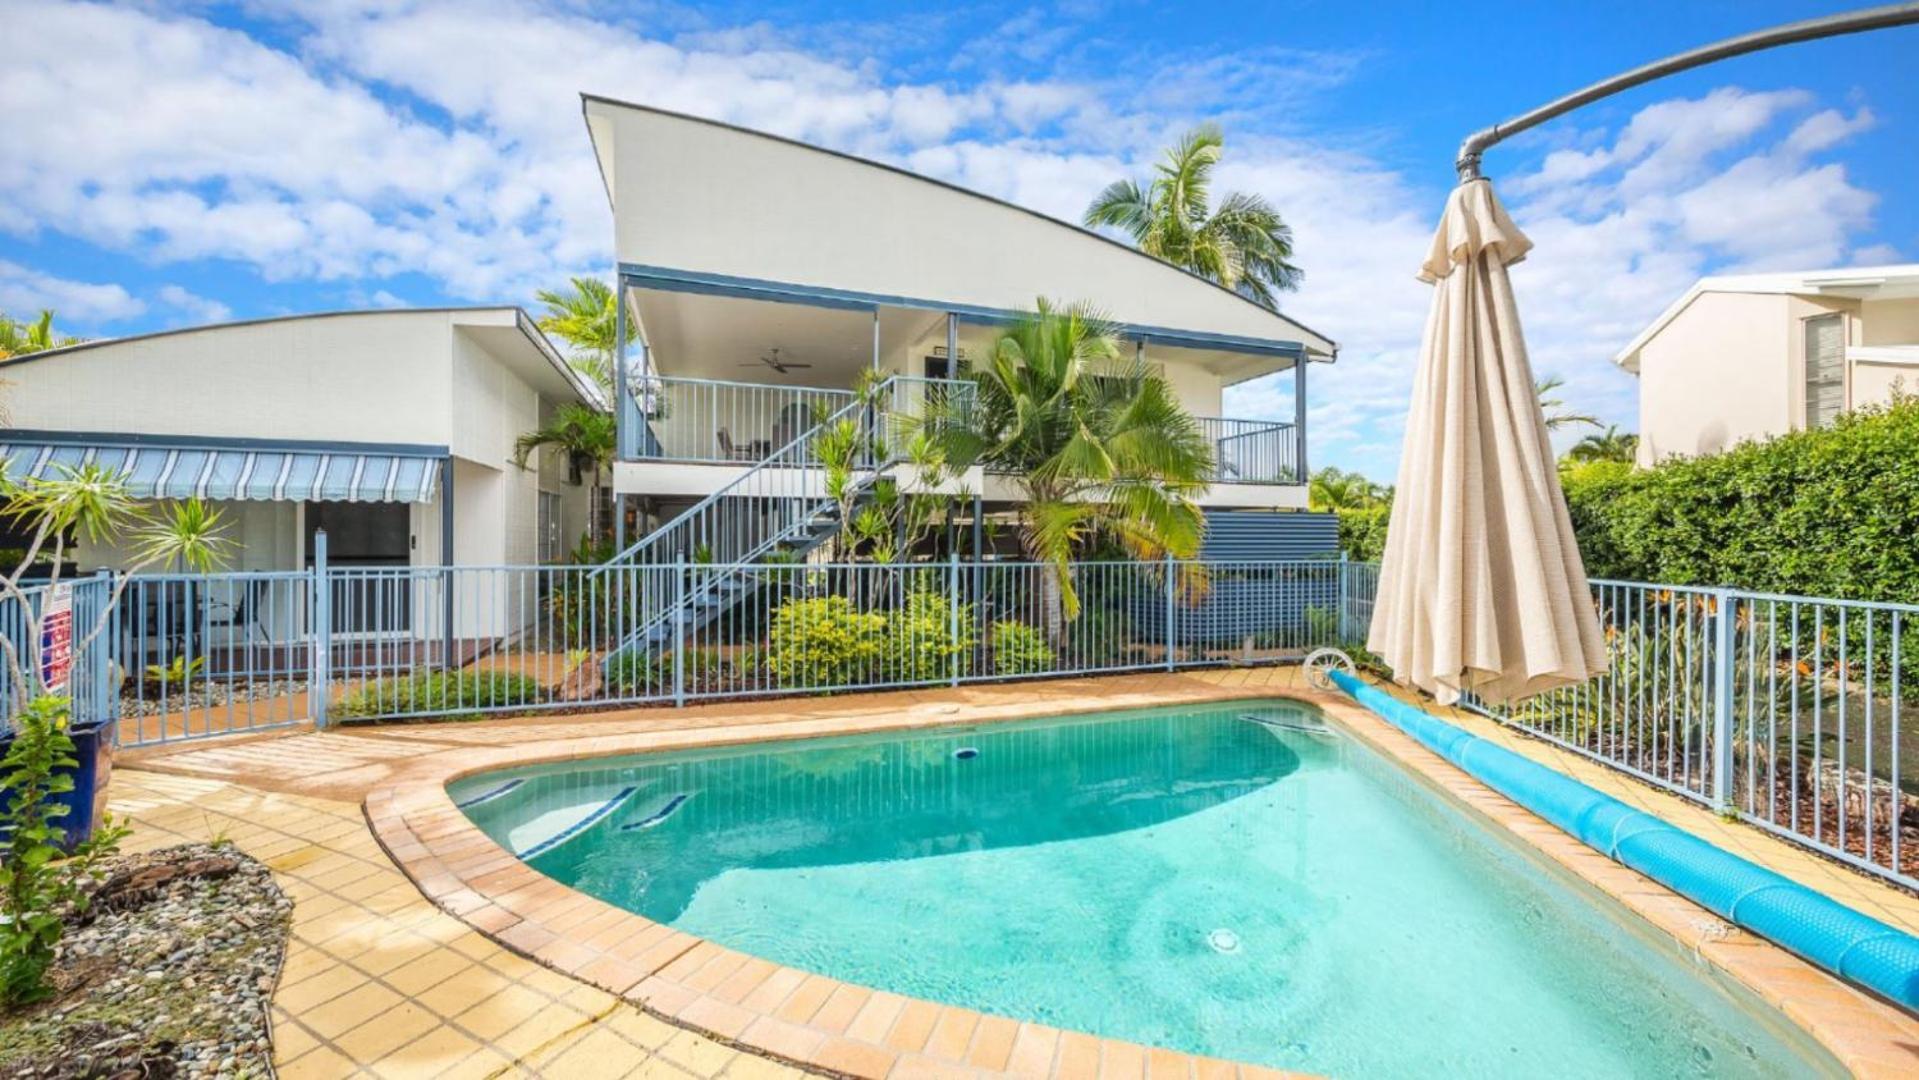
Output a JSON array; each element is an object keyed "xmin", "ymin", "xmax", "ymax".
[{"xmin": 3, "ymin": 556, "xmax": 1915, "ymax": 890}]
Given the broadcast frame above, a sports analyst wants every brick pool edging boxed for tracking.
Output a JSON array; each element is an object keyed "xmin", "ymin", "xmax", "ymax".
[{"xmin": 361, "ymin": 681, "xmax": 1919, "ymax": 1078}]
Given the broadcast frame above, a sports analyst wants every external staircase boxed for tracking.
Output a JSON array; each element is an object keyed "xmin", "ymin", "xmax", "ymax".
[{"xmin": 586, "ymin": 375, "xmax": 961, "ymax": 680}]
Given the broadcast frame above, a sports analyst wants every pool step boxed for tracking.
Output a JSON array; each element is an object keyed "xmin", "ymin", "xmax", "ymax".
[
  {"xmin": 511, "ymin": 785, "xmax": 640, "ymax": 859},
  {"xmin": 453, "ymin": 777, "xmax": 526, "ymax": 810},
  {"xmin": 1238, "ymin": 711, "xmax": 1339, "ymax": 738},
  {"xmin": 622, "ymin": 793, "xmax": 694, "ymax": 831}
]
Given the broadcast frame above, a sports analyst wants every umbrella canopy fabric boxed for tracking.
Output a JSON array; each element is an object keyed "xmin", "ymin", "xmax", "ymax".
[{"xmin": 1367, "ymin": 179, "xmax": 1606, "ymax": 706}]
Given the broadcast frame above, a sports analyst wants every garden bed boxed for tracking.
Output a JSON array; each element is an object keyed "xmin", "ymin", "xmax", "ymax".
[
  {"xmin": 117, "ymin": 678, "xmax": 310, "ymax": 718},
  {"xmin": 0, "ymin": 844, "xmax": 291, "ymax": 1078}
]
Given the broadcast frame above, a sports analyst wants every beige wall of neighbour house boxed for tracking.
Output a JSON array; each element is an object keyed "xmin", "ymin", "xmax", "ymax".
[
  {"xmin": 1635, "ymin": 292, "xmax": 1793, "ymax": 465},
  {"xmin": 1633, "ymin": 289, "xmax": 1919, "ymax": 466}
]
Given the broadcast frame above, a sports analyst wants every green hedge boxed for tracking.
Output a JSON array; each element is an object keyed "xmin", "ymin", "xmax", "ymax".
[
  {"xmin": 1562, "ymin": 399, "xmax": 1919, "ymax": 601},
  {"xmin": 1335, "ymin": 504, "xmax": 1391, "ymax": 563}
]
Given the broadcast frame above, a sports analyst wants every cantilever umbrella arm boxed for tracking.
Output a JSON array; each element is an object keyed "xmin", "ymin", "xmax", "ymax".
[{"xmin": 1455, "ymin": 2, "xmax": 1919, "ymax": 181}]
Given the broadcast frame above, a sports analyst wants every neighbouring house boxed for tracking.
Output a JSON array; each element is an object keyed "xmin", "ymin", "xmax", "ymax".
[
  {"xmin": 1616, "ymin": 264, "xmax": 1919, "ymax": 465},
  {"xmin": 581, "ymin": 95, "xmax": 1339, "ymax": 563},
  {"xmin": 0, "ymin": 307, "xmax": 598, "ymax": 613}
]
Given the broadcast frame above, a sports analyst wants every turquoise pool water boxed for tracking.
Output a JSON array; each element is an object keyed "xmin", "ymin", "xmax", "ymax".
[{"xmin": 452, "ymin": 701, "xmax": 1836, "ymax": 1077}]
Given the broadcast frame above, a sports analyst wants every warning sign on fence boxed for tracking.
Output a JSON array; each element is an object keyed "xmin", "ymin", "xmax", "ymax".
[{"xmin": 39, "ymin": 582, "xmax": 72, "ymax": 693}]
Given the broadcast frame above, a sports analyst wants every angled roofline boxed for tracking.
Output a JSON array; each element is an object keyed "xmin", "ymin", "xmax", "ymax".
[
  {"xmin": 579, "ymin": 93, "xmax": 1338, "ymax": 362},
  {"xmin": 1614, "ymin": 263, "xmax": 1919, "ymax": 372},
  {"xmin": 0, "ymin": 305, "xmax": 599, "ymax": 406}
]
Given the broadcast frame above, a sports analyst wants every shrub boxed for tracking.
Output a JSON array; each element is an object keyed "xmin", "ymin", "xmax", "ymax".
[
  {"xmin": 605, "ymin": 647, "xmax": 730, "ymax": 694},
  {"xmin": 882, "ymin": 590, "xmax": 975, "ymax": 682},
  {"xmin": 990, "ymin": 620, "xmax": 1053, "ymax": 675},
  {"xmin": 1563, "ymin": 398, "xmax": 1919, "ymax": 601},
  {"xmin": 766, "ymin": 595, "xmax": 886, "ymax": 687},
  {"xmin": 0, "ymin": 697, "xmax": 128, "ymax": 1004},
  {"xmin": 335, "ymin": 670, "xmax": 544, "ymax": 720}
]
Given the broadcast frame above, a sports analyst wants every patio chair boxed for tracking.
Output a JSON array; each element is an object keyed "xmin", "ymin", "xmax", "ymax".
[
  {"xmin": 204, "ymin": 579, "xmax": 270, "ymax": 644},
  {"xmin": 715, "ymin": 429, "xmax": 758, "ymax": 462}
]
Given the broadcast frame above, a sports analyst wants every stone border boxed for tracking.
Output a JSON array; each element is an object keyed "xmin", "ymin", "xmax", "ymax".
[{"xmin": 363, "ymin": 683, "xmax": 1919, "ymax": 1078}]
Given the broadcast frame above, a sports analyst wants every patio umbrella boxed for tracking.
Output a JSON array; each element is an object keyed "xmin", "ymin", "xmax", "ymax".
[{"xmin": 1366, "ymin": 178, "xmax": 1606, "ymax": 705}]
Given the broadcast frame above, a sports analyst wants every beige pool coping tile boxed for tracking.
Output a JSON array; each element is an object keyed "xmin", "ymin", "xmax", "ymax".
[{"xmin": 115, "ymin": 667, "xmax": 1919, "ymax": 1078}]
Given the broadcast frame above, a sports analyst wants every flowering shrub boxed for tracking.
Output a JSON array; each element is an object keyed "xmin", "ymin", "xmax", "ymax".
[
  {"xmin": 766, "ymin": 595, "xmax": 887, "ymax": 687},
  {"xmin": 882, "ymin": 590, "xmax": 975, "ymax": 682}
]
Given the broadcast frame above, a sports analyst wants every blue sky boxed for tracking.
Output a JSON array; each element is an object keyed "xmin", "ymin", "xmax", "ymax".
[{"xmin": 3, "ymin": 1, "xmax": 1913, "ymax": 481}]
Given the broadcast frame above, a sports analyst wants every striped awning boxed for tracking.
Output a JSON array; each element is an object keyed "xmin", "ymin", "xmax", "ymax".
[{"xmin": 0, "ymin": 442, "xmax": 442, "ymax": 503}]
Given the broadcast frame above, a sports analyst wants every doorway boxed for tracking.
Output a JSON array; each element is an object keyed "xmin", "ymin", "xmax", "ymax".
[{"xmin": 305, "ymin": 502, "xmax": 412, "ymax": 634}]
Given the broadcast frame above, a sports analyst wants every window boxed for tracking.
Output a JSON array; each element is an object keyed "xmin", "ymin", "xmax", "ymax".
[
  {"xmin": 538, "ymin": 491, "xmax": 564, "ymax": 563},
  {"xmin": 1804, "ymin": 314, "xmax": 1845, "ymax": 429}
]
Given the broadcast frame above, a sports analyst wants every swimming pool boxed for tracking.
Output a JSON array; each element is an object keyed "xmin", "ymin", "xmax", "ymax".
[{"xmin": 451, "ymin": 700, "xmax": 1838, "ymax": 1077}]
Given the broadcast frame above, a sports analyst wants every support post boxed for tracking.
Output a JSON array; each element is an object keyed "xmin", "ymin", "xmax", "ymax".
[
  {"xmin": 871, "ymin": 308, "xmax": 881, "ymax": 372},
  {"xmin": 311, "ymin": 529, "xmax": 330, "ymax": 731},
  {"xmin": 672, "ymin": 553, "xmax": 687, "ymax": 707},
  {"xmin": 441, "ymin": 456, "xmax": 456, "ymax": 673},
  {"xmin": 1711, "ymin": 587, "xmax": 1737, "ymax": 813},
  {"xmin": 1293, "ymin": 356, "xmax": 1309, "ymax": 482},
  {"xmin": 945, "ymin": 312, "xmax": 958, "ymax": 376},
  {"xmin": 1164, "ymin": 553, "xmax": 1177, "ymax": 672},
  {"xmin": 614, "ymin": 271, "xmax": 631, "ymax": 458}
]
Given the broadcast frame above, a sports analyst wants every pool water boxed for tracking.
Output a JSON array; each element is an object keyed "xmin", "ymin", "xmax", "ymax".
[{"xmin": 453, "ymin": 701, "xmax": 1837, "ymax": 1077}]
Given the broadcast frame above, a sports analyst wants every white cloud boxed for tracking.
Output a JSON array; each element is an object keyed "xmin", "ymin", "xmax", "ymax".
[
  {"xmin": 155, "ymin": 284, "xmax": 232, "ymax": 324},
  {"xmin": 0, "ymin": 260, "xmax": 145, "ymax": 323}
]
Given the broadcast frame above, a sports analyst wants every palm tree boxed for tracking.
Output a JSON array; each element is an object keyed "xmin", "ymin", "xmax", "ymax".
[
  {"xmin": 936, "ymin": 299, "xmax": 1213, "ymax": 639},
  {"xmin": 0, "ymin": 310, "xmax": 83, "ymax": 360},
  {"xmin": 1083, "ymin": 125, "xmax": 1302, "ymax": 309},
  {"xmin": 534, "ymin": 278, "xmax": 618, "ymax": 397},
  {"xmin": 1567, "ymin": 425, "xmax": 1639, "ymax": 464},
  {"xmin": 1308, "ymin": 467, "xmax": 1387, "ymax": 513},
  {"xmin": 1535, "ymin": 374, "xmax": 1600, "ymax": 432},
  {"xmin": 514, "ymin": 404, "xmax": 617, "ymax": 542}
]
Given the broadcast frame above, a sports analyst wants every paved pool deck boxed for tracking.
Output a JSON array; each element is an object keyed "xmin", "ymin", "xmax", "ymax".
[{"xmin": 114, "ymin": 667, "xmax": 1919, "ymax": 1077}]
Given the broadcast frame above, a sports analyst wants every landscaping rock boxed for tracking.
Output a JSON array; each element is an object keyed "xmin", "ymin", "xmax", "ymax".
[{"xmin": 0, "ymin": 843, "xmax": 292, "ymax": 1079}]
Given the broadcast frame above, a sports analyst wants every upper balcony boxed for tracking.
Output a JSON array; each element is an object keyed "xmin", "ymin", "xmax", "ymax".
[
  {"xmin": 607, "ymin": 266, "xmax": 1316, "ymax": 507},
  {"xmin": 620, "ymin": 374, "xmax": 1301, "ymax": 488}
]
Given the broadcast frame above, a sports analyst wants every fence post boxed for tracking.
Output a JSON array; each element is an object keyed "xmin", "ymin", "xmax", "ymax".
[
  {"xmin": 311, "ymin": 529, "xmax": 331, "ymax": 731},
  {"xmin": 1164, "ymin": 554, "xmax": 1177, "ymax": 671},
  {"xmin": 92, "ymin": 570, "xmax": 115, "ymax": 736},
  {"xmin": 949, "ymin": 551, "xmax": 961, "ymax": 686},
  {"xmin": 1336, "ymin": 553, "xmax": 1350, "ymax": 644},
  {"xmin": 1711, "ymin": 587, "xmax": 1736, "ymax": 813},
  {"xmin": 672, "ymin": 553, "xmax": 687, "ymax": 707}
]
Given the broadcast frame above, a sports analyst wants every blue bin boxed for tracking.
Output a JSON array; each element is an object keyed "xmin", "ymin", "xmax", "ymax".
[{"xmin": 0, "ymin": 716, "xmax": 113, "ymax": 851}]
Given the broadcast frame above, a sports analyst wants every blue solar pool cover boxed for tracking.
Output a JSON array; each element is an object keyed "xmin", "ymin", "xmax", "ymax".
[{"xmin": 1330, "ymin": 670, "xmax": 1919, "ymax": 1011}]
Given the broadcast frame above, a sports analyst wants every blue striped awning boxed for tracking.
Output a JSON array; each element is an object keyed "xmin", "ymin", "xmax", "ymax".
[{"xmin": 0, "ymin": 442, "xmax": 442, "ymax": 503}]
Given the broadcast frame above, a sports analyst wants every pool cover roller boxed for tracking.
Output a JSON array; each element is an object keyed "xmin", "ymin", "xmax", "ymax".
[{"xmin": 1329, "ymin": 670, "xmax": 1919, "ymax": 1012}]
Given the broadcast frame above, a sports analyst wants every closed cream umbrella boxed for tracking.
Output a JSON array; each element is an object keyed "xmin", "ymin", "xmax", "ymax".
[{"xmin": 1367, "ymin": 179, "xmax": 1605, "ymax": 705}]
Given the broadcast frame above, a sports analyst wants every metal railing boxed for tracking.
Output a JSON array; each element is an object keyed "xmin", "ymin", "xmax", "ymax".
[
  {"xmin": 28, "ymin": 556, "xmax": 1352, "ymax": 745},
  {"xmin": 17, "ymin": 549, "xmax": 1918, "ymax": 895},
  {"xmin": 1195, "ymin": 417, "xmax": 1299, "ymax": 484},
  {"xmin": 1464, "ymin": 578, "xmax": 1919, "ymax": 890},
  {"xmin": 628, "ymin": 376, "xmax": 855, "ymax": 465},
  {"xmin": 0, "ymin": 575, "xmax": 115, "ymax": 728}
]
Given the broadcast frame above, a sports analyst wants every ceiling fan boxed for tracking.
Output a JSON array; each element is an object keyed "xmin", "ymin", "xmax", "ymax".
[{"xmin": 739, "ymin": 348, "xmax": 812, "ymax": 375}]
